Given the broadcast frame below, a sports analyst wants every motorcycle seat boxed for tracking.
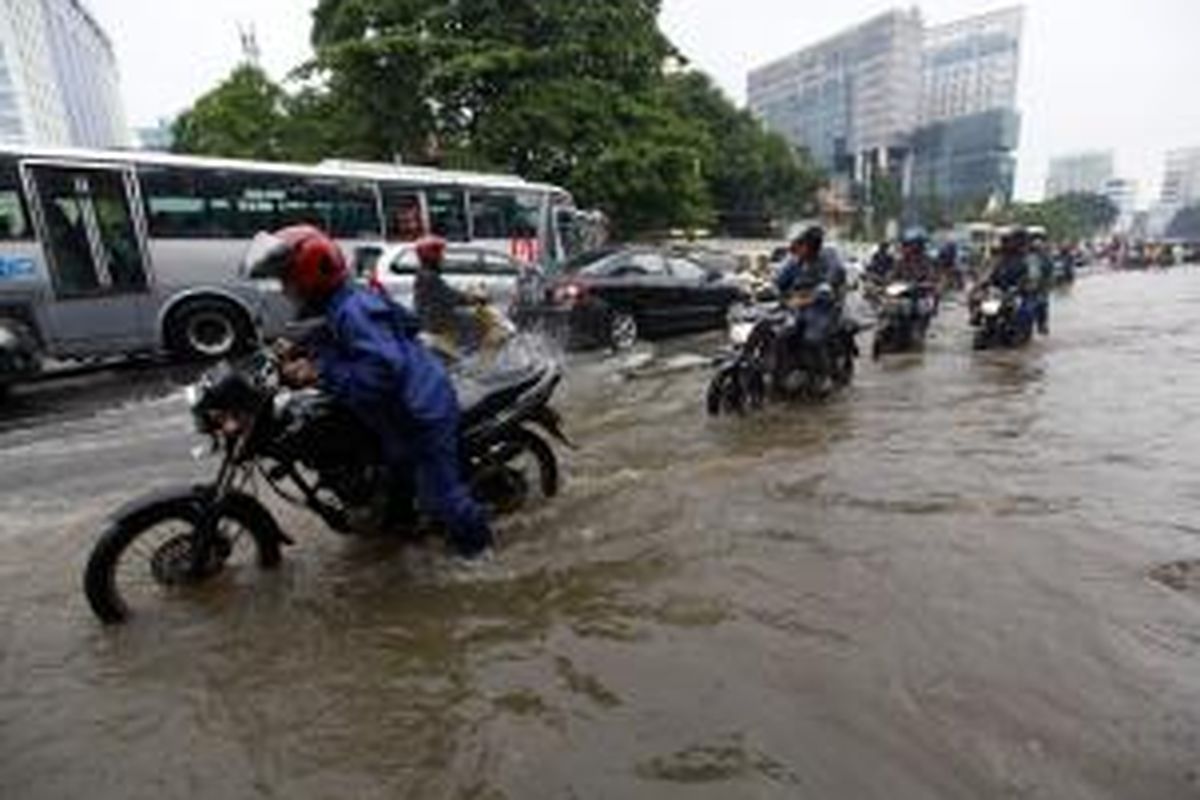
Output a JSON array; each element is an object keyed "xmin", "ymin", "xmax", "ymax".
[{"xmin": 458, "ymin": 367, "xmax": 546, "ymax": 427}]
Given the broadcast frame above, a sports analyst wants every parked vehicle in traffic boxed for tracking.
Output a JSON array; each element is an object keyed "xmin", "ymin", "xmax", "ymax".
[
  {"xmin": 83, "ymin": 347, "xmax": 569, "ymax": 624},
  {"xmin": 359, "ymin": 243, "xmax": 529, "ymax": 311},
  {"xmin": 0, "ymin": 145, "xmax": 602, "ymax": 385},
  {"xmin": 535, "ymin": 247, "xmax": 749, "ymax": 350}
]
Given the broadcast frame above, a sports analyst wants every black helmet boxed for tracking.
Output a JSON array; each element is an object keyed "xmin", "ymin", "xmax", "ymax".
[
  {"xmin": 901, "ymin": 227, "xmax": 928, "ymax": 248},
  {"xmin": 791, "ymin": 225, "xmax": 825, "ymax": 252},
  {"xmin": 1001, "ymin": 226, "xmax": 1029, "ymax": 251}
]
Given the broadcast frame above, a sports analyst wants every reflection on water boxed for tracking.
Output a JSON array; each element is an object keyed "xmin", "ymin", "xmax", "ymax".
[{"xmin": 3, "ymin": 269, "xmax": 1200, "ymax": 799}]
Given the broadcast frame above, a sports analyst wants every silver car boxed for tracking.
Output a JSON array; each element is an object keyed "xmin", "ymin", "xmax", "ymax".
[{"xmin": 358, "ymin": 243, "xmax": 529, "ymax": 311}]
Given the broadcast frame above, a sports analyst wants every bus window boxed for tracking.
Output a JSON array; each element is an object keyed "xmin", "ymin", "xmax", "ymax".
[
  {"xmin": 140, "ymin": 167, "xmax": 212, "ymax": 239},
  {"xmin": 382, "ymin": 186, "xmax": 424, "ymax": 241},
  {"xmin": 289, "ymin": 177, "xmax": 381, "ymax": 239},
  {"xmin": 427, "ymin": 188, "xmax": 468, "ymax": 242},
  {"xmin": 0, "ymin": 159, "xmax": 30, "ymax": 240},
  {"xmin": 30, "ymin": 166, "xmax": 147, "ymax": 296},
  {"xmin": 41, "ymin": 191, "xmax": 98, "ymax": 294},
  {"xmin": 470, "ymin": 191, "xmax": 542, "ymax": 241}
]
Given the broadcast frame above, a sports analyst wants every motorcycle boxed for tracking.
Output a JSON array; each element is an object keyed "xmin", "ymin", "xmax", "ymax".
[
  {"xmin": 83, "ymin": 349, "xmax": 570, "ymax": 624},
  {"xmin": 707, "ymin": 287, "xmax": 859, "ymax": 416},
  {"xmin": 871, "ymin": 281, "xmax": 938, "ymax": 359},
  {"xmin": 971, "ymin": 286, "xmax": 1035, "ymax": 351}
]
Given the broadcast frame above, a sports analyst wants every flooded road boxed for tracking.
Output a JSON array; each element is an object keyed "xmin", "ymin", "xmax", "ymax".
[{"xmin": 3, "ymin": 268, "xmax": 1200, "ymax": 799}]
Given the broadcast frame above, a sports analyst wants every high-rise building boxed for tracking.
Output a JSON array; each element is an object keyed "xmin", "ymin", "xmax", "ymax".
[
  {"xmin": 920, "ymin": 7, "xmax": 1023, "ymax": 125},
  {"xmin": 748, "ymin": 6, "xmax": 1024, "ymax": 216},
  {"xmin": 909, "ymin": 108, "xmax": 1020, "ymax": 211},
  {"xmin": 747, "ymin": 9, "xmax": 924, "ymax": 174},
  {"xmin": 0, "ymin": 0, "xmax": 129, "ymax": 148},
  {"xmin": 1045, "ymin": 151, "xmax": 1114, "ymax": 198},
  {"xmin": 1160, "ymin": 147, "xmax": 1200, "ymax": 208},
  {"xmin": 1102, "ymin": 178, "xmax": 1139, "ymax": 233},
  {"xmin": 909, "ymin": 6, "xmax": 1023, "ymax": 210}
]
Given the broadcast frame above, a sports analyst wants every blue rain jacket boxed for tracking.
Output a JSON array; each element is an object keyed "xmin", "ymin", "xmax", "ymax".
[{"xmin": 313, "ymin": 286, "xmax": 459, "ymax": 463}]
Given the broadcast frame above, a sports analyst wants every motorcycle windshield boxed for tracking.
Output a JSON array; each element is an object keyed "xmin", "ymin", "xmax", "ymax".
[{"xmin": 242, "ymin": 232, "xmax": 293, "ymax": 281}]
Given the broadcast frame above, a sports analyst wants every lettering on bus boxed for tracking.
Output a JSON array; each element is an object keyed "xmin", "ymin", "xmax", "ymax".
[{"xmin": 0, "ymin": 255, "xmax": 34, "ymax": 280}]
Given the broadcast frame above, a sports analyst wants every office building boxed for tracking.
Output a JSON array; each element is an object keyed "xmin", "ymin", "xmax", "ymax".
[
  {"xmin": 748, "ymin": 6, "xmax": 1024, "ymax": 214},
  {"xmin": 921, "ymin": 6, "xmax": 1023, "ymax": 125},
  {"xmin": 1160, "ymin": 147, "xmax": 1200, "ymax": 208},
  {"xmin": 1045, "ymin": 151, "xmax": 1114, "ymax": 198},
  {"xmin": 910, "ymin": 6, "xmax": 1023, "ymax": 209},
  {"xmin": 747, "ymin": 9, "xmax": 924, "ymax": 175},
  {"xmin": 1102, "ymin": 178, "xmax": 1138, "ymax": 232},
  {"xmin": 0, "ymin": 0, "xmax": 129, "ymax": 147},
  {"xmin": 135, "ymin": 120, "xmax": 174, "ymax": 152},
  {"xmin": 909, "ymin": 108, "xmax": 1019, "ymax": 211}
]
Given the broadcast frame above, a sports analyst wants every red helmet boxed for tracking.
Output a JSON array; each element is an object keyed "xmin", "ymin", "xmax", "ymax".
[
  {"xmin": 415, "ymin": 235, "xmax": 447, "ymax": 267},
  {"xmin": 244, "ymin": 225, "xmax": 348, "ymax": 302}
]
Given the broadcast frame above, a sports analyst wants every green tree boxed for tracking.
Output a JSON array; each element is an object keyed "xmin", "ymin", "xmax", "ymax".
[
  {"xmin": 173, "ymin": 1, "xmax": 824, "ymax": 238},
  {"xmin": 659, "ymin": 71, "xmax": 822, "ymax": 236},
  {"xmin": 172, "ymin": 65, "xmax": 290, "ymax": 160}
]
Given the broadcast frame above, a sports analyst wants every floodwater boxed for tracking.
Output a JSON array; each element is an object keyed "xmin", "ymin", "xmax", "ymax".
[{"xmin": 3, "ymin": 267, "xmax": 1200, "ymax": 799}]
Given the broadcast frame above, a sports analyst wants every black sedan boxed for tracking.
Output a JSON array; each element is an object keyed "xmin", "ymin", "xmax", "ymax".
[{"xmin": 534, "ymin": 247, "xmax": 749, "ymax": 350}]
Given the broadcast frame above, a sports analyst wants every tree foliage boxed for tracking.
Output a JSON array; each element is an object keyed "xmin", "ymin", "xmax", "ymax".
[
  {"xmin": 170, "ymin": 1, "xmax": 823, "ymax": 238},
  {"xmin": 172, "ymin": 66, "xmax": 290, "ymax": 160},
  {"xmin": 994, "ymin": 192, "xmax": 1119, "ymax": 241}
]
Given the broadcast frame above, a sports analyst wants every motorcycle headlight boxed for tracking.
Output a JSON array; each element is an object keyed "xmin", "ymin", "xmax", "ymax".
[
  {"xmin": 185, "ymin": 384, "xmax": 202, "ymax": 410},
  {"xmin": 730, "ymin": 321, "xmax": 755, "ymax": 346},
  {"xmin": 981, "ymin": 299, "xmax": 1003, "ymax": 315}
]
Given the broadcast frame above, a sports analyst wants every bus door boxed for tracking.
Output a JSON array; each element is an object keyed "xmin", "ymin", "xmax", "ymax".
[{"xmin": 23, "ymin": 162, "xmax": 152, "ymax": 353}]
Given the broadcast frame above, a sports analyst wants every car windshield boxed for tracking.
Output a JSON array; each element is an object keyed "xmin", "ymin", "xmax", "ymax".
[{"xmin": 561, "ymin": 247, "xmax": 623, "ymax": 274}]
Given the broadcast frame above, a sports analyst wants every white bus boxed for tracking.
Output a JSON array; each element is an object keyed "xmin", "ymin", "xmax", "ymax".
[{"xmin": 0, "ymin": 145, "xmax": 603, "ymax": 379}]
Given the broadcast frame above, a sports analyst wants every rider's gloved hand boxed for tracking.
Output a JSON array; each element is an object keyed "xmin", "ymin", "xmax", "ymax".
[{"xmin": 281, "ymin": 357, "xmax": 320, "ymax": 389}]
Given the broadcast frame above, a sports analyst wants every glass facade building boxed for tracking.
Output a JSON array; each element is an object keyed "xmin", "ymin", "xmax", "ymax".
[
  {"xmin": 0, "ymin": 0, "xmax": 128, "ymax": 147},
  {"xmin": 747, "ymin": 9, "xmax": 923, "ymax": 173},
  {"xmin": 909, "ymin": 109, "xmax": 1019, "ymax": 209},
  {"xmin": 749, "ymin": 6, "xmax": 1025, "ymax": 211}
]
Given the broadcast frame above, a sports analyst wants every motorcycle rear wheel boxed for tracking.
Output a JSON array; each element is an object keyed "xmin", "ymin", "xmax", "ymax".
[
  {"xmin": 472, "ymin": 427, "xmax": 559, "ymax": 514},
  {"xmin": 84, "ymin": 497, "xmax": 282, "ymax": 624}
]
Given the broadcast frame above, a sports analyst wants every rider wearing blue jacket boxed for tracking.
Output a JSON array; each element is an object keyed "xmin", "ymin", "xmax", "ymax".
[
  {"xmin": 775, "ymin": 226, "xmax": 846, "ymax": 298},
  {"xmin": 247, "ymin": 225, "xmax": 494, "ymax": 559}
]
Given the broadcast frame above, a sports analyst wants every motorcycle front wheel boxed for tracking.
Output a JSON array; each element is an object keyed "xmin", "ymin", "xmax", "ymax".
[{"xmin": 84, "ymin": 493, "xmax": 283, "ymax": 624}]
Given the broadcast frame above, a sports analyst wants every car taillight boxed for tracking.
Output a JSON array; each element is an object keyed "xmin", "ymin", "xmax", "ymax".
[{"xmin": 554, "ymin": 282, "xmax": 588, "ymax": 306}]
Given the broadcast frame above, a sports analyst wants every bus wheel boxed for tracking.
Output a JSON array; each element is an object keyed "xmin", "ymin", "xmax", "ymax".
[{"xmin": 166, "ymin": 300, "xmax": 254, "ymax": 361}]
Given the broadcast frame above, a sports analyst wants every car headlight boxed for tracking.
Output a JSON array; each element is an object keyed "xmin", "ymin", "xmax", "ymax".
[{"xmin": 0, "ymin": 327, "xmax": 15, "ymax": 349}]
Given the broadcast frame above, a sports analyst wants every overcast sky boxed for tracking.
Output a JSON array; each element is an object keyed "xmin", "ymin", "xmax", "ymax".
[{"xmin": 89, "ymin": 0, "xmax": 1199, "ymax": 203}]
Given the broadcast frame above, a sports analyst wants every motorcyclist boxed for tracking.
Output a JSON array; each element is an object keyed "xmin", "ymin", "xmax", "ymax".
[
  {"xmin": 774, "ymin": 226, "xmax": 847, "ymax": 378},
  {"xmin": 889, "ymin": 228, "xmax": 939, "ymax": 318},
  {"xmin": 775, "ymin": 226, "xmax": 847, "ymax": 299},
  {"xmin": 413, "ymin": 236, "xmax": 485, "ymax": 353},
  {"xmin": 890, "ymin": 228, "xmax": 936, "ymax": 285},
  {"xmin": 1028, "ymin": 228, "xmax": 1054, "ymax": 335},
  {"xmin": 971, "ymin": 227, "xmax": 1033, "ymax": 325},
  {"xmin": 246, "ymin": 225, "xmax": 494, "ymax": 560},
  {"xmin": 866, "ymin": 240, "xmax": 895, "ymax": 285},
  {"xmin": 936, "ymin": 240, "xmax": 961, "ymax": 290}
]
